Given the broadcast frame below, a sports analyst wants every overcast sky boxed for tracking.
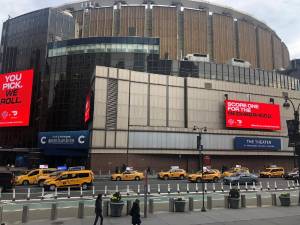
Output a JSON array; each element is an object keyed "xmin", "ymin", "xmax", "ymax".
[{"xmin": 0, "ymin": 0, "xmax": 299, "ymax": 59}]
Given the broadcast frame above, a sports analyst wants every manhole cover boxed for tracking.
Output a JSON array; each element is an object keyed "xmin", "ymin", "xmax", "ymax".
[{"xmin": 51, "ymin": 221, "xmax": 64, "ymax": 225}]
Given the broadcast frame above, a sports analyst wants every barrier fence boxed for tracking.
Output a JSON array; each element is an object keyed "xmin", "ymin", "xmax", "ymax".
[{"xmin": 0, "ymin": 180, "xmax": 299, "ymax": 202}]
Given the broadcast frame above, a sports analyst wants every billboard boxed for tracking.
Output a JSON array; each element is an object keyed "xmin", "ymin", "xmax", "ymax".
[
  {"xmin": 234, "ymin": 137, "xmax": 281, "ymax": 150},
  {"xmin": 38, "ymin": 130, "xmax": 89, "ymax": 150},
  {"xmin": 225, "ymin": 100, "xmax": 281, "ymax": 130},
  {"xmin": 0, "ymin": 69, "xmax": 34, "ymax": 127}
]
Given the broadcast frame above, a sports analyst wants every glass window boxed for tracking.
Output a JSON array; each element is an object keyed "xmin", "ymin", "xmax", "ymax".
[
  {"xmin": 223, "ymin": 64, "xmax": 229, "ymax": 81},
  {"xmin": 259, "ymin": 70, "xmax": 264, "ymax": 86},
  {"xmin": 244, "ymin": 68, "xmax": 250, "ymax": 84},
  {"xmin": 198, "ymin": 62, "xmax": 205, "ymax": 78},
  {"xmin": 239, "ymin": 67, "xmax": 245, "ymax": 83},
  {"xmin": 217, "ymin": 64, "xmax": 223, "ymax": 80},
  {"xmin": 228, "ymin": 65, "xmax": 234, "ymax": 82},
  {"xmin": 264, "ymin": 71, "xmax": 269, "ymax": 86},
  {"xmin": 204, "ymin": 62, "xmax": 211, "ymax": 79},
  {"xmin": 249, "ymin": 68, "xmax": 255, "ymax": 84},
  {"xmin": 211, "ymin": 63, "xmax": 217, "ymax": 80},
  {"xmin": 255, "ymin": 69, "xmax": 260, "ymax": 85},
  {"xmin": 233, "ymin": 66, "xmax": 239, "ymax": 83}
]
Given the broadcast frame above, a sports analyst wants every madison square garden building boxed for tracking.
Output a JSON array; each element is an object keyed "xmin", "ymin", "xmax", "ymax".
[{"xmin": 0, "ymin": 0, "xmax": 299, "ymax": 172}]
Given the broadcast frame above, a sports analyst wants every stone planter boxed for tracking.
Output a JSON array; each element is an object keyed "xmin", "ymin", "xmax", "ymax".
[
  {"xmin": 110, "ymin": 201, "xmax": 124, "ymax": 217},
  {"xmin": 174, "ymin": 200, "xmax": 186, "ymax": 212},
  {"xmin": 279, "ymin": 196, "xmax": 290, "ymax": 206},
  {"xmin": 228, "ymin": 197, "xmax": 240, "ymax": 209}
]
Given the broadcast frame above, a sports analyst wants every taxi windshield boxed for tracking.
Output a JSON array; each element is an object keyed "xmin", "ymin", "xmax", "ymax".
[{"xmin": 264, "ymin": 168, "xmax": 272, "ymax": 172}]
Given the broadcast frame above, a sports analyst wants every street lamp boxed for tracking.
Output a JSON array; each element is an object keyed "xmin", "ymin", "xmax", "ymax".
[
  {"xmin": 283, "ymin": 96, "xmax": 300, "ymax": 180},
  {"xmin": 193, "ymin": 125, "xmax": 207, "ymax": 212}
]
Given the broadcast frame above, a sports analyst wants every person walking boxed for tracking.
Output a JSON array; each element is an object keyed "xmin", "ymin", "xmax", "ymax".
[
  {"xmin": 93, "ymin": 194, "xmax": 103, "ymax": 225},
  {"xmin": 130, "ymin": 199, "xmax": 141, "ymax": 225}
]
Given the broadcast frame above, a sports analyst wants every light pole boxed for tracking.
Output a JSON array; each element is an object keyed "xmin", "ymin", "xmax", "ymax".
[
  {"xmin": 193, "ymin": 125, "xmax": 207, "ymax": 212},
  {"xmin": 283, "ymin": 96, "xmax": 300, "ymax": 181}
]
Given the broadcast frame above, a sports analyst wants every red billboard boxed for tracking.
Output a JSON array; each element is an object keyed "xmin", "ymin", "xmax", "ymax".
[
  {"xmin": 0, "ymin": 69, "xmax": 34, "ymax": 127},
  {"xmin": 84, "ymin": 93, "xmax": 91, "ymax": 123},
  {"xmin": 225, "ymin": 100, "xmax": 281, "ymax": 130}
]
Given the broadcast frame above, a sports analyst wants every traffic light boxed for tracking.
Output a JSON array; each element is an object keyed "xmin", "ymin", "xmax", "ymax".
[{"xmin": 286, "ymin": 120, "xmax": 300, "ymax": 147}]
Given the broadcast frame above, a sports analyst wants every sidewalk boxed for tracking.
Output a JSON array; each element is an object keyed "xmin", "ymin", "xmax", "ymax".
[{"xmin": 13, "ymin": 206, "xmax": 300, "ymax": 225}]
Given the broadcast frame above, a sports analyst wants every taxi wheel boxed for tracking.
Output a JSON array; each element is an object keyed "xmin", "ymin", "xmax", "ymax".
[
  {"xmin": 116, "ymin": 177, "xmax": 121, "ymax": 181},
  {"xmin": 82, "ymin": 183, "xmax": 88, "ymax": 190},
  {"xmin": 163, "ymin": 176, "xmax": 169, "ymax": 180},
  {"xmin": 281, "ymin": 174, "xmax": 284, "ymax": 178},
  {"xmin": 179, "ymin": 175, "xmax": 184, "ymax": 180},
  {"xmin": 213, "ymin": 177, "xmax": 219, "ymax": 182},
  {"xmin": 196, "ymin": 177, "xmax": 201, "ymax": 183},
  {"xmin": 135, "ymin": 176, "xmax": 140, "ymax": 181},
  {"xmin": 268, "ymin": 175, "xmax": 271, "ymax": 178},
  {"xmin": 22, "ymin": 180, "xmax": 29, "ymax": 186},
  {"xmin": 49, "ymin": 185, "xmax": 56, "ymax": 191},
  {"xmin": 38, "ymin": 180, "xmax": 45, "ymax": 187}
]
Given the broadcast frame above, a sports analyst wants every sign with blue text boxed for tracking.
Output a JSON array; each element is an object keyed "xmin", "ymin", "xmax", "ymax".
[
  {"xmin": 38, "ymin": 130, "xmax": 89, "ymax": 149},
  {"xmin": 234, "ymin": 137, "xmax": 281, "ymax": 150}
]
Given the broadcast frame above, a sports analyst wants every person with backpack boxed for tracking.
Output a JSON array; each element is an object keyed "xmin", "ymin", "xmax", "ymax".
[
  {"xmin": 93, "ymin": 194, "xmax": 103, "ymax": 225},
  {"xmin": 130, "ymin": 199, "xmax": 141, "ymax": 225}
]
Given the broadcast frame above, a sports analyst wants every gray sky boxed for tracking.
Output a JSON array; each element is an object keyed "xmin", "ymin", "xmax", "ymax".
[{"xmin": 0, "ymin": 0, "xmax": 299, "ymax": 59}]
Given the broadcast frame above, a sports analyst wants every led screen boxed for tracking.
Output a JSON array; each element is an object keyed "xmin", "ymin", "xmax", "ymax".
[
  {"xmin": 225, "ymin": 100, "xmax": 281, "ymax": 130},
  {"xmin": 0, "ymin": 69, "xmax": 34, "ymax": 127}
]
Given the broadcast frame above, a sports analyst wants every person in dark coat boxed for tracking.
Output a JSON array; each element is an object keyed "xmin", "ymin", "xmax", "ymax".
[
  {"xmin": 93, "ymin": 194, "xmax": 103, "ymax": 225},
  {"xmin": 130, "ymin": 199, "xmax": 141, "ymax": 225}
]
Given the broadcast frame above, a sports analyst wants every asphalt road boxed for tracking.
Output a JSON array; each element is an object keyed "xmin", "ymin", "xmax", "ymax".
[{"xmin": 0, "ymin": 177, "xmax": 298, "ymax": 201}]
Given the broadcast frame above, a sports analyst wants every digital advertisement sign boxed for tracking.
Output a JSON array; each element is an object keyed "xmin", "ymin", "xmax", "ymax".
[
  {"xmin": 0, "ymin": 69, "xmax": 34, "ymax": 127},
  {"xmin": 84, "ymin": 93, "xmax": 91, "ymax": 123},
  {"xmin": 225, "ymin": 100, "xmax": 281, "ymax": 130}
]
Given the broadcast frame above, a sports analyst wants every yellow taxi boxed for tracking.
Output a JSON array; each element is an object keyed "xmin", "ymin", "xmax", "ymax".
[
  {"xmin": 222, "ymin": 166, "xmax": 249, "ymax": 177},
  {"xmin": 158, "ymin": 168, "xmax": 187, "ymax": 180},
  {"xmin": 37, "ymin": 170, "xmax": 65, "ymax": 186},
  {"xmin": 260, "ymin": 166, "xmax": 285, "ymax": 178},
  {"xmin": 188, "ymin": 169, "xmax": 221, "ymax": 182},
  {"xmin": 111, "ymin": 170, "xmax": 144, "ymax": 181},
  {"xmin": 43, "ymin": 170, "xmax": 94, "ymax": 191},
  {"xmin": 15, "ymin": 168, "xmax": 57, "ymax": 185}
]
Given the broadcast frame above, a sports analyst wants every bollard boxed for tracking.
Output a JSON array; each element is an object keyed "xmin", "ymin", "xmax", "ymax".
[
  {"xmin": 157, "ymin": 184, "xmax": 160, "ymax": 194},
  {"xmin": 127, "ymin": 185, "xmax": 130, "ymax": 196},
  {"xmin": 274, "ymin": 181, "xmax": 277, "ymax": 190},
  {"xmin": 271, "ymin": 193, "xmax": 277, "ymax": 206},
  {"xmin": 241, "ymin": 195, "xmax": 246, "ymax": 208},
  {"xmin": 148, "ymin": 184, "xmax": 151, "ymax": 194},
  {"xmin": 169, "ymin": 198, "xmax": 174, "ymax": 212},
  {"xmin": 188, "ymin": 197, "xmax": 194, "ymax": 211},
  {"xmin": 224, "ymin": 195, "xmax": 229, "ymax": 208},
  {"xmin": 68, "ymin": 187, "xmax": 71, "ymax": 198},
  {"xmin": 149, "ymin": 199, "xmax": 154, "ymax": 214},
  {"xmin": 104, "ymin": 185, "xmax": 107, "ymax": 196},
  {"xmin": 292, "ymin": 180, "xmax": 295, "ymax": 189},
  {"xmin": 207, "ymin": 196, "xmax": 212, "ymax": 210},
  {"xmin": 41, "ymin": 187, "xmax": 44, "ymax": 200},
  {"xmin": 296, "ymin": 179, "xmax": 299, "ymax": 187},
  {"xmin": 186, "ymin": 183, "xmax": 189, "ymax": 193},
  {"xmin": 195, "ymin": 183, "xmax": 199, "ymax": 193},
  {"xmin": 103, "ymin": 200, "xmax": 109, "ymax": 217},
  {"xmin": 12, "ymin": 188, "xmax": 16, "ymax": 201},
  {"xmin": 54, "ymin": 188, "xmax": 58, "ymax": 199},
  {"xmin": 260, "ymin": 181, "xmax": 263, "ymax": 191},
  {"xmin": 237, "ymin": 182, "xmax": 240, "ymax": 191},
  {"xmin": 212, "ymin": 183, "xmax": 216, "ymax": 192},
  {"xmin": 229, "ymin": 182, "xmax": 232, "ymax": 190},
  {"xmin": 252, "ymin": 181, "xmax": 256, "ymax": 191},
  {"xmin": 27, "ymin": 188, "xmax": 30, "ymax": 200},
  {"xmin": 22, "ymin": 205, "xmax": 29, "ymax": 223},
  {"xmin": 115, "ymin": 185, "xmax": 118, "ymax": 193},
  {"xmin": 221, "ymin": 183, "xmax": 224, "ymax": 192},
  {"xmin": 287, "ymin": 181, "xmax": 290, "ymax": 189},
  {"xmin": 137, "ymin": 184, "xmax": 140, "ymax": 195},
  {"xmin": 126, "ymin": 200, "xmax": 132, "ymax": 215},
  {"xmin": 78, "ymin": 201, "xmax": 84, "ymax": 219},
  {"xmin": 108, "ymin": 170, "xmax": 111, "ymax": 175},
  {"xmin": 177, "ymin": 183, "xmax": 180, "ymax": 193},
  {"xmin": 256, "ymin": 194, "xmax": 262, "ymax": 207},
  {"xmin": 204, "ymin": 183, "xmax": 207, "ymax": 193},
  {"xmin": 50, "ymin": 203, "xmax": 57, "ymax": 220},
  {"xmin": 245, "ymin": 182, "xmax": 248, "ymax": 191},
  {"xmin": 80, "ymin": 186, "xmax": 83, "ymax": 198},
  {"xmin": 267, "ymin": 182, "xmax": 270, "ymax": 191},
  {"xmin": 92, "ymin": 186, "xmax": 95, "ymax": 198},
  {"xmin": 0, "ymin": 206, "xmax": 3, "ymax": 224}
]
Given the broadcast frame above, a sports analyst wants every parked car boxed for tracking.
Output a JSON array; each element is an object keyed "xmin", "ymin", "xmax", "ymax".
[
  {"xmin": 111, "ymin": 170, "xmax": 144, "ymax": 181},
  {"xmin": 188, "ymin": 169, "xmax": 221, "ymax": 182},
  {"xmin": 260, "ymin": 166, "xmax": 284, "ymax": 178},
  {"xmin": 223, "ymin": 173, "xmax": 258, "ymax": 185},
  {"xmin": 0, "ymin": 171, "xmax": 14, "ymax": 192},
  {"xmin": 158, "ymin": 168, "xmax": 187, "ymax": 180},
  {"xmin": 222, "ymin": 167, "xmax": 249, "ymax": 177},
  {"xmin": 15, "ymin": 168, "xmax": 57, "ymax": 185},
  {"xmin": 43, "ymin": 170, "xmax": 94, "ymax": 191},
  {"xmin": 284, "ymin": 168, "xmax": 299, "ymax": 180}
]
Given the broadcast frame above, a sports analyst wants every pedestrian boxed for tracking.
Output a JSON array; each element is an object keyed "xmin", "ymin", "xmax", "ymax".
[
  {"xmin": 93, "ymin": 194, "xmax": 103, "ymax": 225},
  {"xmin": 130, "ymin": 199, "xmax": 141, "ymax": 225}
]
